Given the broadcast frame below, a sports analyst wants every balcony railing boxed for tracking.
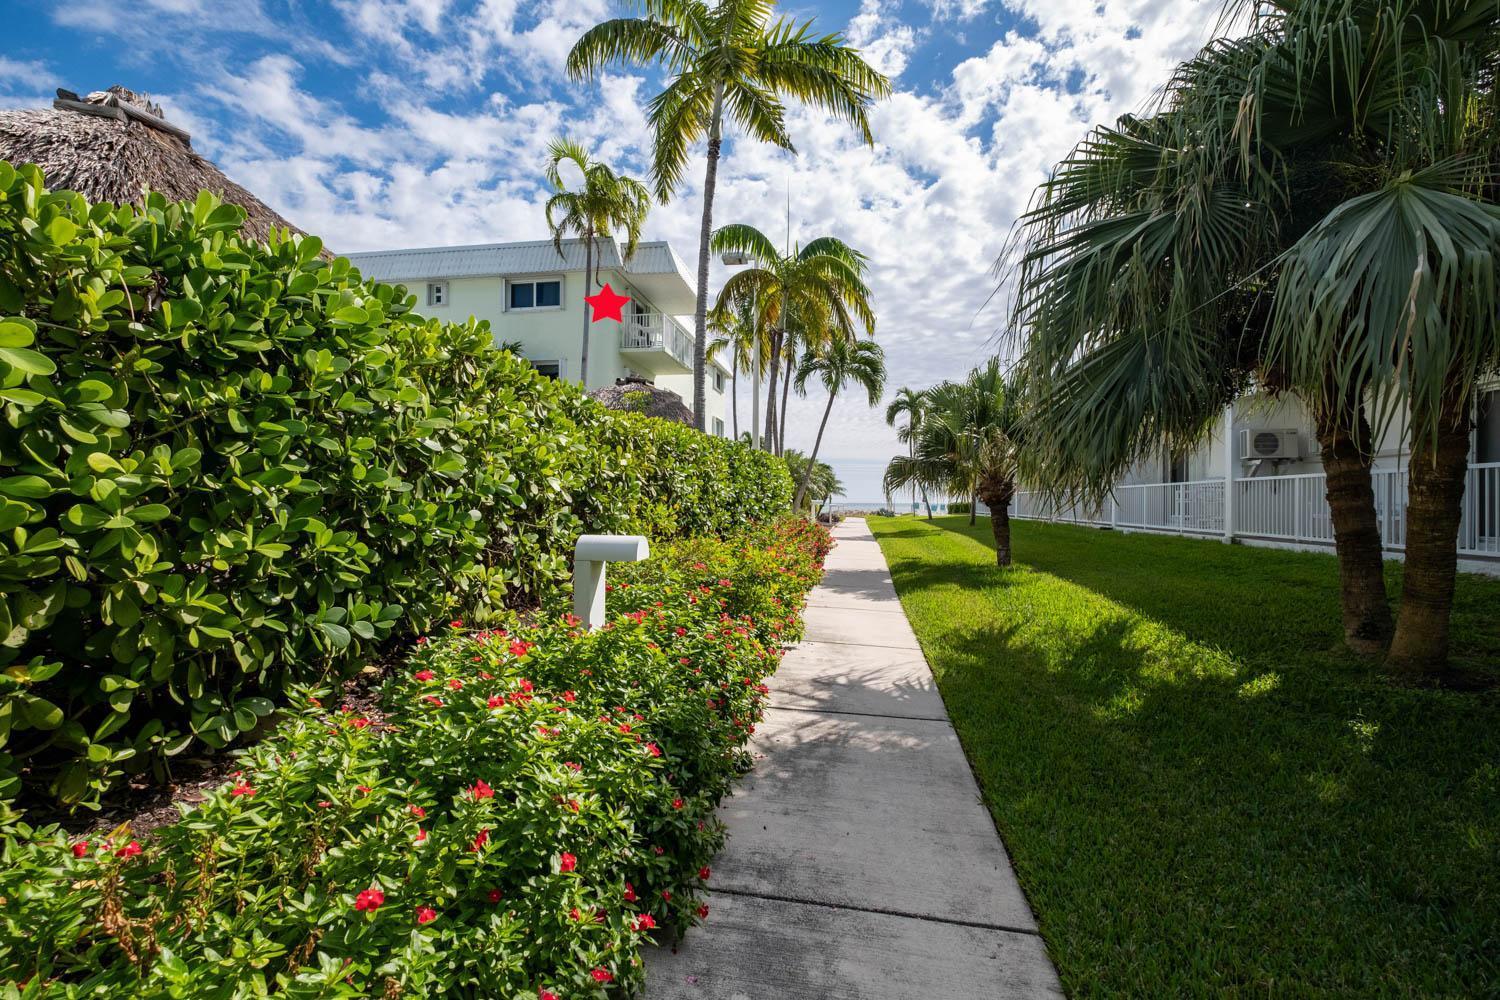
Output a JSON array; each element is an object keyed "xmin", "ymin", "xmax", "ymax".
[
  {"xmin": 621, "ymin": 312, "xmax": 694, "ymax": 369},
  {"xmin": 1011, "ymin": 463, "xmax": 1500, "ymax": 560}
]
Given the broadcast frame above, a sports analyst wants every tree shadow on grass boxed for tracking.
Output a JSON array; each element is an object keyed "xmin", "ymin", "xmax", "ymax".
[{"xmin": 922, "ymin": 604, "xmax": 1500, "ymax": 997}]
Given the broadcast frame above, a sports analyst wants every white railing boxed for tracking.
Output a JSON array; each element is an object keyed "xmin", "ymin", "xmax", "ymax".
[
  {"xmin": 621, "ymin": 312, "xmax": 694, "ymax": 368},
  {"xmin": 1012, "ymin": 462, "xmax": 1500, "ymax": 561}
]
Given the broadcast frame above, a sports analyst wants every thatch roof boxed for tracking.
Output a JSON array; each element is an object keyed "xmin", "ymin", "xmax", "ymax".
[
  {"xmin": 588, "ymin": 379, "xmax": 695, "ymax": 425},
  {"xmin": 0, "ymin": 87, "xmax": 310, "ymax": 245}
]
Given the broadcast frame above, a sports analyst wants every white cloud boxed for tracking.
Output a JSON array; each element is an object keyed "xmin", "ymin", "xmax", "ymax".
[{"xmin": 32, "ymin": 0, "xmax": 1224, "ymax": 500}]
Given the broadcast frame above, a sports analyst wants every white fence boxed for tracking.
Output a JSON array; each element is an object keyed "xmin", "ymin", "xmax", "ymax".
[
  {"xmin": 1012, "ymin": 463, "xmax": 1500, "ymax": 561},
  {"xmin": 621, "ymin": 312, "xmax": 694, "ymax": 368}
]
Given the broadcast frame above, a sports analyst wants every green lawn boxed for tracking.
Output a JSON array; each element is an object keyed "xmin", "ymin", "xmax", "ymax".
[{"xmin": 868, "ymin": 516, "xmax": 1500, "ymax": 999}]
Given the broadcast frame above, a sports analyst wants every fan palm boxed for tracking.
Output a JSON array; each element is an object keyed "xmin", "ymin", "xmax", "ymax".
[
  {"xmin": 567, "ymin": 1, "xmax": 889, "ymax": 430},
  {"xmin": 710, "ymin": 223, "xmax": 875, "ymax": 453},
  {"xmin": 886, "ymin": 386, "xmax": 934, "ymax": 519},
  {"xmin": 544, "ymin": 139, "xmax": 652, "ymax": 387},
  {"xmin": 884, "ymin": 359, "xmax": 1025, "ymax": 566},
  {"xmin": 1008, "ymin": 0, "xmax": 1500, "ymax": 669},
  {"xmin": 791, "ymin": 337, "xmax": 885, "ymax": 510}
]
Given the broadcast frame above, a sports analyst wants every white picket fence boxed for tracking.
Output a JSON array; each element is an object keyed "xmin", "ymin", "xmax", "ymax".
[{"xmin": 1012, "ymin": 463, "xmax": 1500, "ymax": 560}]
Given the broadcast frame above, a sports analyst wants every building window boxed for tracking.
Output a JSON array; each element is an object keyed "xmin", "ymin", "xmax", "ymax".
[
  {"xmin": 531, "ymin": 360, "xmax": 562, "ymax": 380},
  {"xmin": 426, "ymin": 281, "xmax": 448, "ymax": 307},
  {"xmin": 508, "ymin": 278, "xmax": 563, "ymax": 310},
  {"xmin": 714, "ymin": 369, "xmax": 726, "ymax": 392},
  {"xmin": 713, "ymin": 417, "xmax": 725, "ymax": 438}
]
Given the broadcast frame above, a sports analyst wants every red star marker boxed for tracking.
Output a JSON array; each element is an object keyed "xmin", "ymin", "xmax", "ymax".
[{"xmin": 584, "ymin": 283, "xmax": 632, "ymax": 323}]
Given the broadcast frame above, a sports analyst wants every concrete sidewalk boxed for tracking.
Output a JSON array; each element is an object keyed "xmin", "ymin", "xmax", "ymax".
[{"xmin": 647, "ymin": 518, "xmax": 1062, "ymax": 999}]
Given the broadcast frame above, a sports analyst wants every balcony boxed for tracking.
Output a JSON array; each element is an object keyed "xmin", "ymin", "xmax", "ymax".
[{"xmin": 620, "ymin": 311, "xmax": 694, "ymax": 376}]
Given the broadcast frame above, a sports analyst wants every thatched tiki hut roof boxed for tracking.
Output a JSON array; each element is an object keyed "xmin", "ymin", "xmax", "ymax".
[
  {"xmin": 0, "ymin": 86, "xmax": 310, "ymax": 245},
  {"xmin": 588, "ymin": 378, "xmax": 696, "ymax": 426}
]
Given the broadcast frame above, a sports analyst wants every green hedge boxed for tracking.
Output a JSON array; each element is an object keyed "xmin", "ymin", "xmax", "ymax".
[
  {"xmin": 0, "ymin": 518, "xmax": 830, "ymax": 997},
  {"xmin": 0, "ymin": 161, "xmax": 790, "ymax": 809}
]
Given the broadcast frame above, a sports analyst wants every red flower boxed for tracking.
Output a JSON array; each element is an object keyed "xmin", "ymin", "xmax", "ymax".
[
  {"xmin": 634, "ymin": 914, "xmax": 656, "ymax": 931},
  {"xmin": 518, "ymin": 678, "xmax": 534, "ymax": 693},
  {"xmin": 623, "ymin": 882, "xmax": 637, "ymax": 902},
  {"xmin": 508, "ymin": 641, "xmax": 531, "ymax": 658},
  {"xmin": 115, "ymin": 841, "xmax": 142, "ymax": 859},
  {"xmin": 564, "ymin": 761, "xmax": 581, "ymax": 772},
  {"xmin": 558, "ymin": 852, "xmax": 577, "ymax": 873},
  {"xmin": 415, "ymin": 905, "xmax": 438, "ymax": 925},
  {"xmin": 230, "ymin": 780, "xmax": 256, "ymax": 797},
  {"xmin": 450, "ymin": 619, "xmax": 463, "ymax": 629},
  {"xmin": 354, "ymin": 887, "xmax": 384, "ymax": 912},
  {"xmin": 561, "ymin": 690, "xmax": 576, "ymax": 703},
  {"xmin": 540, "ymin": 991, "xmax": 559, "ymax": 1000},
  {"xmin": 71, "ymin": 841, "xmax": 88, "ymax": 858},
  {"xmin": 662, "ymin": 890, "xmax": 672, "ymax": 901},
  {"xmin": 410, "ymin": 804, "xmax": 426, "ymax": 818},
  {"xmin": 697, "ymin": 904, "xmax": 710, "ymax": 919},
  {"xmin": 487, "ymin": 889, "xmax": 503, "ymax": 903},
  {"xmin": 422, "ymin": 695, "xmax": 444, "ymax": 707},
  {"xmin": 698, "ymin": 866, "xmax": 711, "ymax": 880},
  {"xmin": 472, "ymin": 829, "xmax": 489, "ymax": 852},
  {"xmin": 317, "ymin": 800, "xmax": 333, "ymax": 809},
  {"xmin": 590, "ymin": 969, "xmax": 613, "ymax": 984},
  {"xmin": 487, "ymin": 694, "xmax": 504, "ymax": 709},
  {"xmin": 414, "ymin": 829, "xmax": 428, "ymax": 844},
  {"xmin": 470, "ymin": 778, "xmax": 494, "ymax": 800},
  {"xmin": 357, "ymin": 785, "xmax": 373, "ymax": 795},
  {"xmin": 447, "ymin": 678, "xmax": 463, "ymax": 690},
  {"xmin": 645, "ymin": 743, "xmax": 662, "ymax": 758},
  {"xmin": 349, "ymin": 716, "xmax": 371, "ymax": 729},
  {"xmin": 674, "ymin": 627, "xmax": 687, "ymax": 637},
  {"xmin": 414, "ymin": 669, "xmax": 435, "ymax": 681},
  {"xmin": 672, "ymin": 797, "xmax": 684, "ymax": 810}
]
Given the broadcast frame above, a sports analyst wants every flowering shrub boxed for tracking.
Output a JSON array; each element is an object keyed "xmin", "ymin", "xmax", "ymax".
[
  {"xmin": 0, "ymin": 160, "xmax": 791, "ymax": 808},
  {"xmin": 0, "ymin": 517, "xmax": 829, "ymax": 997}
]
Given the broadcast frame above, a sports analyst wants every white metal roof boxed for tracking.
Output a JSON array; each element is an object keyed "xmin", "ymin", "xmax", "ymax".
[{"xmin": 345, "ymin": 238, "xmax": 691, "ymax": 284}]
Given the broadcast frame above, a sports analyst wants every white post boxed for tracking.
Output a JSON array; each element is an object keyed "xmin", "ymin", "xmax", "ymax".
[
  {"xmin": 1222, "ymin": 403, "xmax": 1236, "ymax": 543},
  {"xmin": 572, "ymin": 535, "xmax": 650, "ymax": 631}
]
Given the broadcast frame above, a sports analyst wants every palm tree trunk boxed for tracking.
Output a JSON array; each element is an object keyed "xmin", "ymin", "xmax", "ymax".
[
  {"xmin": 690, "ymin": 87, "xmax": 727, "ymax": 432},
  {"xmin": 978, "ymin": 473, "xmax": 1016, "ymax": 567},
  {"xmin": 1315, "ymin": 404, "xmax": 1393, "ymax": 654},
  {"xmin": 763, "ymin": 330, "xmax": 782, "ymax": 450},
  {"xmin": 731, "ymin": 366, "xmax": 739, "ymax": 441},
  {"xmin": 1387, "ymin": 386, "xmax": 1473, "ymax": 677},
  {"xmin": 579, "ymin": 232, "xmax": 594, "ymax": 386},
  {"xmin": 969, "ymin": 491, "xmax": 977, "ymax": 526},
  {"xmin": 794, "ymin": 390, "xmax": 837, "ymax": 511},
  {"xmin": 778, "ymin": 349, "xmax": 793, "ymax": 455}
]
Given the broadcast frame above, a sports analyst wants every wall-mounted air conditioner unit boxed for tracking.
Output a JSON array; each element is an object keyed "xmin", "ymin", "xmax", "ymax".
[{"xmin": 1240, "ymin": 428, "xmax": 1299, "ymax": 461}]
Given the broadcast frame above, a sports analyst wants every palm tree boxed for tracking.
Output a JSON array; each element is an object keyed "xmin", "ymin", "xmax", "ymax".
[
  {"xmin": 567, "ymin": 2, "xmax": 889, "ymax": 430},
  {"xmin": 784, "ymin": 449, "xmax": 843, "ymax": 511},
  {"xmin": 708, "ymin": 296, "xmax": 769, "ymax": 443},
  {"xmin": 544, "ymin": 139, "xmax": 651, "ymax": 387},
  {"xmin": 1008, "ymin": 0, "xmax": 1500, "ymax": 665},
  {"xmin": 710, "ymin": 223, "xmax": 875, "ymax": 453},
  {"xmin": 884, "ymin": 360, "xmax": 1025, "ymax": 566},
  {"xmin": 886, "ymin": 386, "xmax": 933, "ymax": 519},
  {"xmin": 792, "ymin": 337, "xmax": 885, "ymax": 510}
]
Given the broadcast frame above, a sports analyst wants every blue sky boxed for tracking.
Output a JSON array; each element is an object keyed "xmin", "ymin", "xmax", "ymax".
[{"xmin": 1, "ymin": 0, "xmax": 1223, "ymax": 501}]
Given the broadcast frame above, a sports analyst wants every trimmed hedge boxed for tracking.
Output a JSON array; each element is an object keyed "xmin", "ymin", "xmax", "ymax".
[
  {"xmin": 0, "ymin": 161, "xmax": 790, "ymax": 809},
  {"xmin": 0, "ymin": 517, "xmax": 830, "ymax": 997}
]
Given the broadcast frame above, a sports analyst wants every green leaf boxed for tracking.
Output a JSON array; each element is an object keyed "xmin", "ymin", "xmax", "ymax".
[
  {"xmin": 0, "ymin": 475, "xmax": 52, "ymax": 499},
  {"xmin": 45, "ymin": 216, "xmax": 78, "ymax": 245},
  {"xmin": 0, "ymin": 347, "xmax": 56, "ymax": 376},
  {"xmin": 316, "ymin": 621, "xmax": 351, "ymax": 650}
]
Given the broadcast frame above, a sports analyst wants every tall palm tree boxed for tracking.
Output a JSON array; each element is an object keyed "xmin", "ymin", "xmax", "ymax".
[
  {"xmin": 708, "ymin": 296, "xmax": 769, "ymax": 443},
  {"xmin": 710, "ymin": 223, "xmax": 875, "ymax": 453},
  {"xmin": 884, "ymin": 360, "xmax": 1025, "ymax": 566},
  {"xmin": 544, "ymin": 139, "xmax": 652, "ymax": 387},
  {"xmin": 886, "ymin": 386, "xmax": 933, "ymax": 519},
  {"xmin": 567, "ymin": 2, "xmax": 889, "ymax": 430},
  {"xmin": 792, "ymin": 337, "xmax": 885, "ymax": 510}
]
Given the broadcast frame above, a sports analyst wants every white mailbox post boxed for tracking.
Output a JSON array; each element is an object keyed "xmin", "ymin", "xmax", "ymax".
[{"xmin": 573, "ymin": 535, "xmax": 651, "ymax": 631}]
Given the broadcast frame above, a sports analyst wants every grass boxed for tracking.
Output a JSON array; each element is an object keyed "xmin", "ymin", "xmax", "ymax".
[{"xmin": 867, "ymin": 516, "xmax": 1500, "ymax": 999}]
